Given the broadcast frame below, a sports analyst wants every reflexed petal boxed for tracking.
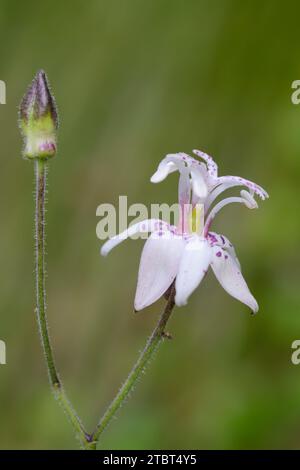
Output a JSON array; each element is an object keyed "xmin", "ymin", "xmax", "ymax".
[
  {"xmin": 167, "ymin": 152, "xmax": 197, "ymax": 168},
  {"xmin": 151, "ymin": 154, "xmax": 191, "ymax": 206},
  {"xmin": 192, "ymin": 149, "xmax": 218, "ymax": 178},
  {"xmin": 210, "ymin": 246, "xmax": 258, "ymax": 313},
  {"xmin": 151, "ymin": 152, "xmax": 201, "ymax": 184},
  {"xmin": 134, "ymin": 232, "xmax": 185, "ymax": 311},
  {"xmin": 205, "ymin": 181, "xmax": 250, "ymax": 212},
  {"xmin": 150, "ymin": 161, "xmax": 177, "ymax": 183},
  {"xmin": 215, "ymin": 175, "xmax": 269, "ymax": 200},
  {"xmin": 101, "ymin": 219, "xmax": 168, "ymax": 256},
  {"xmin": 175, "ymin": 237, "xmax": 211, "ymax": 306}
]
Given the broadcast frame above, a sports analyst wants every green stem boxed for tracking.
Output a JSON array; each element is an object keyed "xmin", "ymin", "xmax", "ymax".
[
  {"xmin": 34, "ymin": 158, "xmax": 88, "ymax": 448},
  {"xmin": 35, "ymin": 157, "xmax": 176, "ymax": 450},
  {"xmin": 91, "ymin": 284, "xmax": 176, "ymax": 447}
]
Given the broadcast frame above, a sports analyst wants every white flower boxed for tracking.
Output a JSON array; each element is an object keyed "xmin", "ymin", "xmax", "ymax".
[{"xmin": 101, "ymin": 150, "xmax": 268, "ymax": 313}]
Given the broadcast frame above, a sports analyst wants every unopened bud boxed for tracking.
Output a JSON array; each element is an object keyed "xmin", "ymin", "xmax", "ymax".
[{"xmin": 19, "ymin": 70, "xmax": 58, "ymax": 160}]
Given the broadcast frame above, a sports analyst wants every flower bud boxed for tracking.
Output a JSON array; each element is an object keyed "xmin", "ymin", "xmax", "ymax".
[{"xmin": 19, "ymin": 70, "xmax": 58, "ymax": 160}]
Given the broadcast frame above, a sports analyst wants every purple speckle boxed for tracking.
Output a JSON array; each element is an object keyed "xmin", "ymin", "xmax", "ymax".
[
  {"xmin": 207, "ymin": 233, "xmax": 218, "ymax": 244},
  {"xmin": 225, "ymin": 255, "xmax": 228, "ymax": 259},
  {"xmin": 216, "ymin": 251, "xmax": 222, "ymax": 257},
  {"xmin": 220, "ymin": 235, "xmax": 225, "ymax": 245}
]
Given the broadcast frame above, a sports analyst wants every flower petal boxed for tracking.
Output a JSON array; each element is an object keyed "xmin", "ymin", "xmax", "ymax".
[
  {"xmin": 192, "ymin": 149, "xmax": 218, "ymax": 178},
  {"xmin": 210, "ymin": 246, "xmax": 258, "ymax": 313},
  {"xmin": 207, "ymin": 231, "xmax": 241, "ymax": 269},
  {"xmin": 150, "ymin": 161, "xmax": 177, "ymax": 183},
  {"xmin": 151, "ymin": 152, "xmax": 202, "ymax": 184},
  {"xmin": 134, "ymin": 232, "xmax": 185, "ymax": 311},
  {"xmin": 101, "ymin": 219, "xmax": 168, "ymax": 256},
  {"xmin": 175, "ymin": 237, "xmax": 211, "ymax": 306},
  {"xmin": 215, "ymin": 175, "xmax": 269, "ymax": 200},
  {"xmin": 151, "ymin": 154, "xmax": 192, "ymax": 208}
]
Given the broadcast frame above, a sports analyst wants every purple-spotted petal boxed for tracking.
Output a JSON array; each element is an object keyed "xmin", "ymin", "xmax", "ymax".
[
  {"xmin": 134, "ymin": 231, "xmax": 185, "ymax": 311},
  {"xmin": 210, "ymin": 246, "xmax": 258, "ymax": 313},
  {"xmin": 192, "ymin": 149, "xmax": 218, "ymax": 178},
  {"xmin": 207, "ymin": 231, "xmax": 241, "ymax": 269},
  {"xmin": 215, "ymin": 175, "xmax": 268, "ymax": 200},
  {"xmin": 175, "ymin": 237, "xmax": 211, "ymax": 306}
]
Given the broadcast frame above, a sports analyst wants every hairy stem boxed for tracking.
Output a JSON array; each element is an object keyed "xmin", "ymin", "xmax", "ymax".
[
  {"xmin": 91, "ymin": 284, "xmax": 176, "ymax": 447},
  {"xmin": 34, "ymin": 158, "xmax": 88, "ymax": 447},
  {"xmin": 35, "ymin": 157, "xmax": 176, "ymax": 450}
]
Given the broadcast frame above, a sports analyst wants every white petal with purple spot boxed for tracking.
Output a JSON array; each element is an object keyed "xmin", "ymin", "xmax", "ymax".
[
  {"xmin": 210, "ymin": 245, "xmax": 258, "ymax": 313},
  {"xmin": 207, "ymin": 231, "xmax": 241, "ymax": 269}
]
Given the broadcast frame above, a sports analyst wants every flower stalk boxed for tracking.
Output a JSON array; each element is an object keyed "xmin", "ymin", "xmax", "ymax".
[
  {"xmin": 35, "ymin": 158, "xmax": 88, "ymax": 447},
  {"xmin": 34, "ymin": 153, "xmax": 176, "ymax": 449},
  {"xmin": 91, "ymin": 283, "xmax": 176, "ymax": 444},
  {"xmin": 35, "ymin": 159, "xmax": 58, "ymax": 385}
]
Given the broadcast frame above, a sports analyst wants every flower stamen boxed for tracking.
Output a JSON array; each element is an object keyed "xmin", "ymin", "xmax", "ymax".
[{"xmin": 204, "ymin": 193, "xmax": 256, "ymax": 236}]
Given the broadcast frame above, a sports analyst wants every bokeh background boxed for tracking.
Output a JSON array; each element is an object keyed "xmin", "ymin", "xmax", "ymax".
[{"xmin": 0, "ymin": 0, "xmax": 299, "ymax": 450}]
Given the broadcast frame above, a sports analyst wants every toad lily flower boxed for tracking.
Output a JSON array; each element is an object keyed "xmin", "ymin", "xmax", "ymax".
[{"xmin": 101, "ymin": 150, "xmax": 268, "ymax": 313}]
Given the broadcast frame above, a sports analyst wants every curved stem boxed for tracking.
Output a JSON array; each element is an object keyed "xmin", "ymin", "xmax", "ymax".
[
  {"xmin": 91, "ymin": 284, "xmax": 176, "ymax": 447},
  {"xmin": 34, "ymin": 158, "xmax": 88, "ymax": 448}
]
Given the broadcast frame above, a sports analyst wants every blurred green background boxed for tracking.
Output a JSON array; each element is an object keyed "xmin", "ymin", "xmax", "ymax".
[{"xmin": 0, "ymin": 0, "xmax": 299, "ymax": 450}]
